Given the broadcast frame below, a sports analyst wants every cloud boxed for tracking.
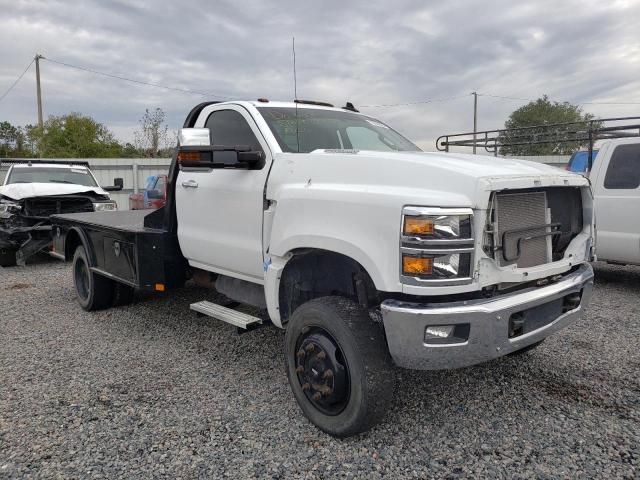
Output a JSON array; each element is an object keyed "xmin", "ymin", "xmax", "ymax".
[{"xmin": 0, "ymin": 0, "xmax": 638, "ymax": 149}]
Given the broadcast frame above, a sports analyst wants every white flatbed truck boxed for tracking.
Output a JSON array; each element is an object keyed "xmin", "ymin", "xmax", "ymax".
[{"xmin": 52, "ymin": 100, "xmax": 594, "ymax": 436}]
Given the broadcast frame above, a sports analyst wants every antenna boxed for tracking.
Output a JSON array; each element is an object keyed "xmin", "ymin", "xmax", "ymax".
[
  {"xmin": 293, "ymin": 37, "xmax": 300, "ymax": 152},
  {"xmin": 292, "ymin": 37, "xmax": 298, "ymax": 100}
]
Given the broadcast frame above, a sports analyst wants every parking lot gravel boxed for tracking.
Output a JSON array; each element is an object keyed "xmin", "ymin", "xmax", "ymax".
[{"xmin": 1, "ymin": 257, "xmax": 638, "ymax": 479}]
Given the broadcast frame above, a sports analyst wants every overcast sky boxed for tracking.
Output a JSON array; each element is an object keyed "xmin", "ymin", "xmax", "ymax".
[{"xmin": 0, "ymin": 0, "xmax": 639, "ymax": 150}]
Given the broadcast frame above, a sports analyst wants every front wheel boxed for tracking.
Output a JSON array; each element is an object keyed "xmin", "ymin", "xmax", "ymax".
[
  {"xmin": 285, "ymin": 297, "xmax": 395, "ymax": 437},
  {"xmin": 73, "ymin": 245, "xmax": 114, "ymax": 311}
]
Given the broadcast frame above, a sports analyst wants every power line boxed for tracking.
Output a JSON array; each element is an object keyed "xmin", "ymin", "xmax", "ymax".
[
  {"xmin": 0, "ymin": 58, "xmax": 35, "ymax": 103},
  {"xmin": 359, "ymin": 94, "xmax": 471, "ymax": 108},
  {"xmin": 477, "ymin": 92, "xmax": 640, "ymax": 106},
  {"xmin": 43, "ymin": 57, "xmax": 235, "ymax": 100}
]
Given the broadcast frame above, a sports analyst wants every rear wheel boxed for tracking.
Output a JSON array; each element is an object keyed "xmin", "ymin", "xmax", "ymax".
[
  {"xmin": 73, "ymin": 245, "xmax": 114, "ymax": 311},
  {"xmin": 285, "ymin": 297, "xmax": 395, "ymax": 437},
  {"xmin": 0, "ymin": 248, "xmax": 17, "ymax": 267}
]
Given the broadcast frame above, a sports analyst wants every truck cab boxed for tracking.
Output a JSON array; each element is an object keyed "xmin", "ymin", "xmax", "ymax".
[
  {"xmin": 52, "ymin": 100, "xmax": 595, "ymax": 437},
  {"xmin": 588, "ymin": 138, "xmax": 640, "ymax": 265}
]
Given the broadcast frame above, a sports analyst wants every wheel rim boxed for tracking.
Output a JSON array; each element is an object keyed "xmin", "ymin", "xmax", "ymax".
[
  {"xmin": 74, "ymin": 257, "xmax": 90, "ymax": 300},
  {"xmin": 294, "ymin": 327, "xmax": 350, "ymax": 416}
]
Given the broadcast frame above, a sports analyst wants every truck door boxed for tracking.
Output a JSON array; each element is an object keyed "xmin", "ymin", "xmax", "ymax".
[
  {"xmin": 175, "ymin": 105, "xmax": 271, "ymax": 282},
  {"xmin": 593, "ymin": 141, "xmax": 640, "ymax": 264}
]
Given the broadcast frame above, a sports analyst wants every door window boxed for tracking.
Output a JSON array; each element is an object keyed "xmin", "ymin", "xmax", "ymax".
[
  {"xmin": 205, "ymin": 109, "xmax": 264, "ymax": 156},
  {"xmin": 155, "ymin": 175, "xmax": 166, "ymax": 193},
  {"xmin": 604, "ymin": 144, "xmax": 640, "ymax": 189}
]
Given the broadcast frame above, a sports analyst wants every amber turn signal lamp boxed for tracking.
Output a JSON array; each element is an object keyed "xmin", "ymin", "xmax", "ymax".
[
  {"xmin": 403, "ymin": 217, "xmax": 434, "ymax": 236},
  {"xmin": 402, "ymin": 255, "xmax": 433, "ymax": 276},
  {"xmin": 177, "ymin": 151, "xmax": 201, "ymax": 163},
  {"xmin": 155, "ymin": 283, "xmax": 166, "ymax": 292}
]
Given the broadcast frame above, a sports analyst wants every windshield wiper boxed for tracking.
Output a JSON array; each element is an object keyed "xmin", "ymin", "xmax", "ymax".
[{"xmin": 49, "ymin": 180, "xmax": 75, "ymax": 184}]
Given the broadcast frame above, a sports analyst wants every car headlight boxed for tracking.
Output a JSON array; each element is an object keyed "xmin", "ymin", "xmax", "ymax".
[
  {"xmin": 401, "ymin": 251, "xmax": 472, "ymax": 279},
  {"xmin": 402, "ymin": 210, "xmax": 472, "ymax": 240},
  {"xmin": 93, "ymin": 201, "xmax": 118, "ymax": 212},
  {"xmin": 400, "ymin": 207, "xmax": 474, "ymax": 285},
  {"xmin": 0, "ymin": 201, "xmax": 21, "ymax": 218}
]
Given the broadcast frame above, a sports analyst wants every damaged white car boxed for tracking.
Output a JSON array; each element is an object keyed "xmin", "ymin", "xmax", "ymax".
[{"xmin": 0, "ymin": 160, "xmax": 122, "ymax": 267}]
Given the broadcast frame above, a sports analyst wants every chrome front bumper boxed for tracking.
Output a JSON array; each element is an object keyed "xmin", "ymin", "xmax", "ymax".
[{"xmin": 381, "ymin": 263, "xmax": 594, "ymax": 370}]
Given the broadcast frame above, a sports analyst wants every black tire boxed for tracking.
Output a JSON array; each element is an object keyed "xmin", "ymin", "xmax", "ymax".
[
  {"xmin": 72, "ymin": 245, "xmax": 114, "ymax": 311},
  {"xmin": 112, "ymin": 283, "xmax": 135, "ymax": 307},
  {"xmin": 508, "ymin": 339, "xmax": 545, "ymax": 357},
  {"xmin": 285, "ymin": 296, "xmax": 395, "ymax": 437},
  {"xmin": 0, "ymin": 248, "xmax": 17, "ymax": 267}
]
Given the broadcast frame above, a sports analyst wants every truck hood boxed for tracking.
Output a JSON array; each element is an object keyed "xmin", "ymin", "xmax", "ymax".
[
  {"xmin": 0, "ymin": 183, "xmax": 109, "ymax": 201},
  {"xmin": 278, "ymin": 150, "xmax": 589, "ymax": 208}
]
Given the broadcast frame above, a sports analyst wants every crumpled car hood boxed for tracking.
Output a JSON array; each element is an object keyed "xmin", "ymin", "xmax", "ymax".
[{"xmin": 0, "ymin": 183, "xmax": 109, "ymax": 201}]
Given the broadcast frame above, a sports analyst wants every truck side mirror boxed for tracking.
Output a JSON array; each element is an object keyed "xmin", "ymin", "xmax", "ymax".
[
  {"xmin": 177, "ymin": 146, "xmax": 263, "ymax": 169},
  {"xmin": 104, "ymin": 178, "xmax": 124, "ymax": 192},
  {"xmin": 238, "ymin": 151, "xmax": 264, "ymax": 168},
  {"xmin": 178, "ymin": 128, "xmax": 211, "ymax": 146}
]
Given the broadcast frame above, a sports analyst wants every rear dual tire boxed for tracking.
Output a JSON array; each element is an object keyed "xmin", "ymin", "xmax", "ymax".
[{"xmin": 72, "ymin": 245, "xmax": 134, "ymax": 311}]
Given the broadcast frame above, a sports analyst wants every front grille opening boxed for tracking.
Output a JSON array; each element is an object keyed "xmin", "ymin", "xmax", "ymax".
[
  {"xmin": 508, "ymin": 289, "xmax": 583, "ymax": 338},
  {"xmin": 24, "ymin": 196, "xmax": 94, "ymax": 217},
  {"xmin": 485, "ymin": 187, "xmax": 583, "ymax": 268}
]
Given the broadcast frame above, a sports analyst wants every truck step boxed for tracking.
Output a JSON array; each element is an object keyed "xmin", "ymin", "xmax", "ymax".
[{"xmin": 190, "ymin": 300, "xmax": 263, "ymax": 329}]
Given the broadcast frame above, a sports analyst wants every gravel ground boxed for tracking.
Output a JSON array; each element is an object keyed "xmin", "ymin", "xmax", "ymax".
[{"xmin": 0, "ymin": 257, "xmax": 638, "ymax": 479}]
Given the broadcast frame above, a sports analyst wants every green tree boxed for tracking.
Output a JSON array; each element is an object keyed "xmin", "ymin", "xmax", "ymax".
[
  {"xmin": 499, "ymin": 95, "xmax": 597, "ymax": 156},
  {"xmin": 0, "ymin": 121, "xmax": 37, "ymax": 158},
  {"xmin": 31, "ymin": 113, "xmax": 123, "ymax": 158}
]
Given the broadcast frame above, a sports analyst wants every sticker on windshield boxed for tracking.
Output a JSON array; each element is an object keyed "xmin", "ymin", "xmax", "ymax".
[
  {"xmin": 71, "ymin": 169, "xmax": 89, "ymax": 174},
  {"xmin": 366, "ymin": 119, "xmax": 390, "ymax": 129}
]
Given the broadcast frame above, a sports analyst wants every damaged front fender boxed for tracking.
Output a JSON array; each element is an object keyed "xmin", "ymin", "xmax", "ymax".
[{"xmin": 0, "ymin": 198, "xmax": 52, "ymax": 266}]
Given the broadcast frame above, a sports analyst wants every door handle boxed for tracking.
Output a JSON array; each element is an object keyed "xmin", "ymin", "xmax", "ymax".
[{"xmin": 181, "ymin": 180, "xmax": 198, "ymax": 188}]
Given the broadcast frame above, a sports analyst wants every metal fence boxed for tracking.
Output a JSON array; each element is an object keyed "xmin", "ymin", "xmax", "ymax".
[{"xmin": 0, "ymin": 155, "xmax": 569, "ymax": 210}]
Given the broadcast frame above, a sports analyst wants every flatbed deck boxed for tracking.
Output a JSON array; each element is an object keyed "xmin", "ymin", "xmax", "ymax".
[
  {"xmin": 51, "ymin": 208, "xmax": 186, "ymax": 291},
  {"xmin": 53, "ymin": 209, "xmax": 164, "ymax": 233}
]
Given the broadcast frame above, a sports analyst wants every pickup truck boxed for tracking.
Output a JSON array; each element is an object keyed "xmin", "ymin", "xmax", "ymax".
[
  {"xmin": 51, "ymin": 100, "xmax": 595, "ymax": 437},
  {"xmin": 585, "ymin": 137, "xmax": 640, "ymax": 265},
  {"xmin": 0, "ymin": 160, "xmax": 122, "ymax": 267},
  {"xmin": 129, "ymin": 174, "xmax": 167, "ymax": 210}
]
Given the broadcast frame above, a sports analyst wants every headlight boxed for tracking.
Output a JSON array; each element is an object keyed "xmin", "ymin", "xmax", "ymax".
[
  {"xmin": 93, "ymin": 201, "xmax": 118, "ymax": 212},
  {"xmin": 401, "ymin": 252, "xmax": 471, "ymax": 280},
  {"xmin": 402, "ymin": 209, "xmax": 472, "ymax": 240},
  {"xmin": 0, "ymin": 201, "xmax": 21, "ymax": 218},
  {"xmin": 400, "ymin": 207, "xmax": 474, "ymax": 285}
]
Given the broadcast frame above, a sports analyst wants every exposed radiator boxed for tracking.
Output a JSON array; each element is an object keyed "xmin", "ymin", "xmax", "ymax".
[{"xmin": 494, "ymin": 191, "xmax": 551, "ymax": 268}]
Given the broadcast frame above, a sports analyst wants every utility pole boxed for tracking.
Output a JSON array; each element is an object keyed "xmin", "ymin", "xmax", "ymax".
[
  {"xmin": 472, "ymin": 91, "xmax": 478, "ymax": 154},
  {"xmin": 35, "ymin": 54, "xmax": 44, "ymax": 128}
]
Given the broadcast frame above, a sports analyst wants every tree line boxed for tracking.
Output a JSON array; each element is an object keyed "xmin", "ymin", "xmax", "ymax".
[{"xmin": 0, "ymin": 108, "xmax": 173, "ymax": 158}]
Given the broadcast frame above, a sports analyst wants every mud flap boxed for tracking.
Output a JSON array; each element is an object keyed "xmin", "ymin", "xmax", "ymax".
[{"xmin": 0, "ymin": 246, "xmax": 17, "ymax": 267}]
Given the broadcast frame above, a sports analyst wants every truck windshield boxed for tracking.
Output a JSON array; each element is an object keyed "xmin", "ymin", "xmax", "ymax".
[
  {"xmin": 257, "ymin": 107, "xmax": 421, "ymax": 153},
  {"xmin": 6, "ymin": 167, "xmax": 98, "ymax": 187}
]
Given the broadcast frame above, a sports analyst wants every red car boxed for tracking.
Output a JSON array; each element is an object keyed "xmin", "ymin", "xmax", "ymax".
[{"xmin": 129, "ymin": 174, "xmax": 167, "ymax": 210}]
